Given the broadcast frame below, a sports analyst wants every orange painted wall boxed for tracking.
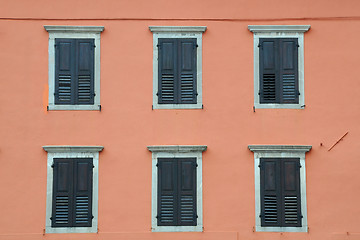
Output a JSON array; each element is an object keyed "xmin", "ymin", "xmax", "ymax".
[{"xmin": 0, "ymin": 0, "xmax": 360, "ymax": 239}]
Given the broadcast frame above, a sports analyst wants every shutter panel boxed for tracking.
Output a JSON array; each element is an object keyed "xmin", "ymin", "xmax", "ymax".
[
  {"xmin": 158, "ymin": 39, "xmax": 176, "ymax": 104},
  {"xmin": 55, "ymin": 39, "xmax": 76, "ymax": 104},
  {"xmin": 260, "ymin": 158, "xmax": 281, "ymax": 226},
  {"xmin": 178, "ymin": 39, "xmax": 197, "ymax": 104},
  {"xmin": 178, "ymin": 158, "xmax": 197, "ymax": 226},
  {"xmin": 279, "ymin": 39, "xmax": 299, "ymax": 104},
  {"xmin": 76, "ymin": 39, "xmax": 95, "ymax": 104},
  {"xmin": 73, "ymin": 158, "xmax": 93, "ymax": 227},
  {"xmin": 259, "ymin": 39, "xmax": 279, "ymax": 103},
  {"xmin": 158, "ymin": 158, "xmax": 177, "ymax": 226},
  {"xmin": 52, "ymin": 158, "xmax": 74, "ymax": 227},
  {"xmin": 281, "ymin": 158, "xmax": 301, "ymax": 227}
]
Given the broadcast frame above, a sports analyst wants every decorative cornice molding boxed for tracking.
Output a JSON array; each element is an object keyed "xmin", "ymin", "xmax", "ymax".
[
  {"xmin": 44, "ymin": 25, "xmax": 105, "ymax": 33},
  {"xmin": 149, "ymin": 26, "xmax": 207, "ymax": 33},
  {"xmin": 147, "ymin": 145, "xmax": 207, "ymax": 153},
  {"xmin": 248, "ymin": 145, "xmax": 312, "ymax": 153},
  {"xmin": 43, "ymin": 146, "xmax": 104, "ymax": 153},
  {"xmin": 248, "ymin": 25, "xmax": 310, "ymax": 33}
]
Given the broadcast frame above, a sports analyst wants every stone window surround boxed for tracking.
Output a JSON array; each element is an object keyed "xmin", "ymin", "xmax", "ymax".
[
  {"xmin": 248, "ymin": 25, "xmax": 311, "ymax": 109},
  {"xmin": 44, "ymin": 26, "xmax": 104, "ymax": 111},
  {"xmin": 149, "ymin": 26, "xmax": 207, "ymax": 109},
  {"xmin": 147, "ymin": 145, "xmax": 207, "ymax": 232},
  {"xmin": 248, "ymin": 145, "xmax": 312, "ymax": 232},
  {"xmin": 43, "ymin": 145, "xmax": 104, "ymax": 233}
]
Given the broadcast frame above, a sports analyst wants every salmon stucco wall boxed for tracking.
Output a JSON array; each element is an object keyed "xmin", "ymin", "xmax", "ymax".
[{"xmin": 0, "ymin": 0, "xmax": 359, "ymax": 239}]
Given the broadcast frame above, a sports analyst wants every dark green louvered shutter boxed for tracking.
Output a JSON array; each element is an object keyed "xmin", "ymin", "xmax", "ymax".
[
  {"xmin": 52, "ymin": 158, "xmax": 74, "ymax": 227},
  {"xmin": 260, "ymin": 158, "xmax": 301, "ymax": 227},
  {"xmin": 55, "ymin": 39, "xmax": 94, "ymax": 105},
  {"xmin": 178, "ymin": 158, "xmax": 197, "ymax": 226},
  {"xmin": 158, "ymin": 39, "xmax": 197, "ymax": 104},
  {"xmin": 52, "ymin": 158, "xmax": 93, "ymax": 227},
  {"xmin": 157, "ymin": 158, "xmax": 197, "ymax": 226},
  {"xmin": 158, "ymin": 39, "xmax": 176, "ymax": 104},
  {"xmin": 55, "ymin": 39, "xmax": 76, "ymax": 104},
  {"xmin": 279, "ymin": 39, "xmax": 299, "ymax": 104},
  {"xmin": 73, "ymin": 159, "xmax": 93, "ymax": 227},
  {"xmin": 76, "ymin": 39, "xmax": 95, "ymax": 104},
  {"xmin": 157, "ymin": 158, "xmax": 177, "ymax": 226},
  {"xmin": 281, "ymin": 158, "xmax": 301, "ymax": 227},
  {"xmin": 259, "ymin": 38, "xmax": 298, "ymax": 104},
  {"xmin": 178, "ymin": 39, "xmax": 197, "ymax": 104},
  {"xmin": 260, "ymin": 158, "xmax": 281, "ymax": 226}
]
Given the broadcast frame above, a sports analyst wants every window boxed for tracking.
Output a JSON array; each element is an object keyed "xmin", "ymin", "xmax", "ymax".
[
  {"xmin": 149, "ymin": 26, "xmax": 207, "ymax": 109},
  {"xmin": 43, "ymin": 145, "xmax": 103, "ymax": 233},
  {"xmin": 147, "ymin": 145, "xmax": 207, "ymax": 232},
  {"xmin": 44, "ymin": 26, "xmax": 104, "ymax": 110},
  {"xmin": 248, "ymin": 25, "xmax": 310, "ymax": 109},
  {"xmin": 248, "ymin": 145, "xmax": 311, "ymax": 232}
]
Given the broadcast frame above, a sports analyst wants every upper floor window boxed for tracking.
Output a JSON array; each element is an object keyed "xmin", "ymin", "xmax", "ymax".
[
  {"xmin": 149, "ymin": 26, "xmax": 207, "ymax": 109},
  {"xmin": 248, "ymin": 25, "xmax": 310, "ymax": 109},
  {"xmin": 44, "ymin": 26, "xmax": 104, "ymax": 110}
]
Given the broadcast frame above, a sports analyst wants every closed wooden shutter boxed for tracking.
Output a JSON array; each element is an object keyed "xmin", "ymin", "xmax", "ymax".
[
  {"xmin": 260, "ymin": 158, "xmax": 301, "ymax": 227},
  {"xmin": 281, "ymin": 158, "xmax": 301, "ymax": 227},
  {"xmin": 259, "ymin": 39, "xmax": 278, "ymax": 103},
  {"xmin": 279, "ymin": 39, "xmax": 299, "ymax": 104},
  {"xmin": 55, "ymin": 39, "xmax": 94, "ymax": 105},
  {"xmin": 260, "ymin": 158, "xmax": 281, "ymax": 226},
  {"xmin": 157, "ymin": 158, "xmax": 197, "ymax": 226},
  {"xmin": 76, "ymin": 39, "xmax": 95, "ymax": 104},
  {"xmin": 158, "ymin": 39, "xmax": 197, "ymax": 104},
  {"xmin": 52, "ymin": 158, "xmax": 93, "ymax": 227},
  {"xmin": 178, "ymin": 158, "xmax": 197, "ymax": 226},
  {"xmin": 55, "ymin": 39, "xmax": 76, "ymax": 104},
  {"xmin": 259, "ymin": 38, "xmax": 298, "ymax": 104}
]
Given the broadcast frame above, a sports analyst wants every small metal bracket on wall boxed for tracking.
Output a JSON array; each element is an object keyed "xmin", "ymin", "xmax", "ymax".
[
  {"xmin": 328, "ymin": 131, "xmax": 349, "ymax": 151},
  {"xmin": 253, "ymin": 106, "xmax": 256, "ymax": 112}
]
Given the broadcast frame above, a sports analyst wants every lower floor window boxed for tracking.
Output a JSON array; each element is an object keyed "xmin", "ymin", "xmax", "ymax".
[
  {"xmin": 248, "ymin": 145, "xmax": 311, "ymax": 232},
  {"xmin": 148, "ymin": 145, "xmax": 207, "ymax": 232},
  {"xmin": 260, "ymin": 158, "xmax": 301, "ymax": 227},
  {"xmin": 43, "ymin": 146, "xmax": 103, "ymax": 233}
]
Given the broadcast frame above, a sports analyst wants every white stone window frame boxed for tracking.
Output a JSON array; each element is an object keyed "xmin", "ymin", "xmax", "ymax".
[
  {"xmin": 43, "ymin": 146, "xmax": 104, "ymax": 233},
  {"xmin": 149, "ymin": 26, "xmax": 207, "ymax": 109},
  {"xmin": 44, "ymin": 26, "xmax": 104, "ymax": 111},
  {"xmin": 248, "ymin": 25, "xmax": 310, "ymax": 109},
  {"xmin": 147, "ymin": 145, "xmax": 207, "ymax": 232},
  {"xmin": 248, "ymin": 145, "xmax": 312, "ymax": 232}
]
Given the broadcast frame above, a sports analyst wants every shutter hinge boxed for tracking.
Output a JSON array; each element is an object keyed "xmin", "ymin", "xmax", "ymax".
[
  {"xmin": 301, "ymin": 215, "xmax": 303, "ymax": 218},
  {"xmin": 54, "ymin": 92, "xmax": 57, "ymax": 96},
  {"xmin": 51, "ymin": 163, "xmax": 54, "ymax": 168},
  {"xmin": 196, "ymin": 215, "xmax": 198, "ymax": 218},
  {"xmin": 193, "ymin": 44, "xmax": 198, "ymax": 49},
  {"xmin": 259, "ymin": 214, "xmax": 262, "ymax": 218},
  {"xmin": 50, "ymin": 217, "xmax": 53, "ymax": 220},
  {"xmin": 258, "ymin": 164, "xmax": 261, "ymax": 168},
  {"xmin": 156, "ymin": 215, "xmax": 159, "ymax": 218},
  {"xmin": 195, "ymin": 92, "xmax": 198, "ymax": 96},
  {"xmin": 93, "ymin": 93, "xmax": 96, "ymax": 96},
  {"xmin": 297, "ymin": 44, "xmax": 300, "ymax": 48},
  {"xmin": 156, "ymin": 92, "xmax": 158, "ymax": 96},
  {"xmin": 93, "ymin": 164, "xmax": 95, "ymax": 168},
  {"xmin": 156, "ymin": 163, "xmax": 159, "ymax": 167},
  {"xmin": 297, "ymin": 90, "xmax": 300, "ymax": 96},
  {"xmin": 54, "ymin": 44, "xmax": 57, "ymax": 48},
  {"xmin": 157, "ymin": 44, "xmax": 161, "ymax": 49},
  {"xmin": 93, "ymin": 44, "xmax": 96, "ymax": 48},
  {"xmin": 258, "ymin": 90, "xmax": 262, "ymax": 95},
  {"xmin": 92, "ymin": 215, "xmax": 94, "ymax": 219}
]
